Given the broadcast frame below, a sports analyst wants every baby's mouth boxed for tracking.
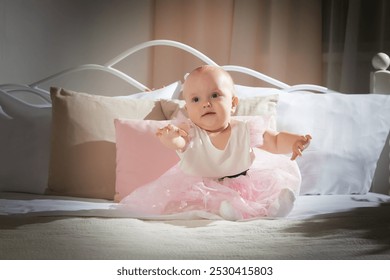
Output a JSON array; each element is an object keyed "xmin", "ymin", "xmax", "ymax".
[{"xmin": 202, "ymin": 112, "xmax": 216, "ymax": 117}]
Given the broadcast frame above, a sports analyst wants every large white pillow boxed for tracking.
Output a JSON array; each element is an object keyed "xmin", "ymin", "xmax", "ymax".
[
  {"xmin": 127, "ymin": 81, "xmax": 181, "ymax": 99},
  {"xmin": 276, "ymin": 91, "xmax": 390, "ymax": 195},
  {"xmin": 0, "ymin": 81, "xmax": 181, "ymax": 195},
  {"xmin": 234, "ymin": 84, "xmax": 283, "ymax": 98}
]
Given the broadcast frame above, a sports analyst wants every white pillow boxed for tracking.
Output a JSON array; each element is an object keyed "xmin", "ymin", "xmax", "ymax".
[
  {"xmin": 234, "ymin": 84, "xmax": 283, "ymax": 98},
  {"xmin": 127, "ymin": 81, "xmax": 181, "ymax": 99},
  {"xmin": 276, "ymin": 91, "xmax": 390, "ymax": 195},
  {"xmin": 0, "ymin": 82, "xmax": 181, "ymax": 194}
]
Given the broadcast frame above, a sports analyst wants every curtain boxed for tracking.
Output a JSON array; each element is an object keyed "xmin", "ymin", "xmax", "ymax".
[
  {"xmin": 151, "ymin": 0, "xmax": 322, "ymax": 88},
  {"xmin": 322, "ymin": 0, "xmax": 390, "ymax": 93},
  {"xmin": 150, "ymin": 0, "xmax": 389, "ymax": 93}
]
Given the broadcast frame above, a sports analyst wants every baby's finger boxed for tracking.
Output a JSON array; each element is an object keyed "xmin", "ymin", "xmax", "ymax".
[
  {"xmin": 291, "ymin": 152, "xmax": 299, "ymax": 160},
  {"xmin": 156, "ymin": 128, "xmax": 164, "ymax": 136},
  {"xmin": 304, "ymin": 135, "xmax": 312, "ymax": 144},
  {"xmin": 301, "ymin": 135, "xmax": 311, "ymax": 149},
  {"xmin": 178, "ymin": 128, "xmax": 188, "ymax": 137},
  {"xmin": 156, "ymin": 126, "xmax": 170, "ymax": 136}
]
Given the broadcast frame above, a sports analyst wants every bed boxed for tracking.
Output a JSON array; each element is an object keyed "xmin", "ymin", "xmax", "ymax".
[{"xmin": 1, "ymin": 40, "xmax": 390, "ymax": 260}]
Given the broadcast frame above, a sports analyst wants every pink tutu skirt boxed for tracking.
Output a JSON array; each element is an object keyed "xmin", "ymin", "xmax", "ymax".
[{"xmin": 119, "ymin": 149, "xmax": 301, "ymax": 220}]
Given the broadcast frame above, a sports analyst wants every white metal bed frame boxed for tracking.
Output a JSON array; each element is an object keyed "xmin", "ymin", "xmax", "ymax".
[{"xmin": 0, "ymin": 39, "xmax": 328, "ymax": 110}]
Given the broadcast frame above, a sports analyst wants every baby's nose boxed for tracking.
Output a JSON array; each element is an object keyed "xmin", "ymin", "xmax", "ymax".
[{"xmin": 203, "ymin": 101, "xmax": 211, "ymax": 108}]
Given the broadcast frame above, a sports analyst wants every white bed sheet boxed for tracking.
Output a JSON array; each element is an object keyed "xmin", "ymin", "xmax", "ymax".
[{"xmin": 1, "ymin": 192, "xmax": 389, "ymax": 220}]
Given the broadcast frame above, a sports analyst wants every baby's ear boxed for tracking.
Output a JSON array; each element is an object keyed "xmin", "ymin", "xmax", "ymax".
[{"xmin": 231, "ymin": 96, "xmax": 239, "ymax": 113}]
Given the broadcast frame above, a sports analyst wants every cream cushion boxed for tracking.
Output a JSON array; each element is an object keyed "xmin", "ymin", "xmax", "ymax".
[{"xmin": 46, "ymin": 87, "xmax": 165, "ymax": 200}]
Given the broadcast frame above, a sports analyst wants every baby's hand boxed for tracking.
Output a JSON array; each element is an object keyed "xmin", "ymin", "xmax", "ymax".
[
  {"xmin": 156, "ymin": 124, "xmax": 188, "ymax": 150},
  {"xmin": 156, "ymin": 124, "xmax": 187, "ymax": 138},
  {"xmin": 291, "ymin": 135, "xmax": 312, "ymax": 160}
]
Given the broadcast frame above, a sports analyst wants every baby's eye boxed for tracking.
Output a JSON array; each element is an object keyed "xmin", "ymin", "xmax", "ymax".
[
  {"xmin": 191, "ymin": 97, "xmax": 199, "ymax": 103},
  {"xmin": 211, "ymin": 92, "xmax": 219, "ymax": 98}
]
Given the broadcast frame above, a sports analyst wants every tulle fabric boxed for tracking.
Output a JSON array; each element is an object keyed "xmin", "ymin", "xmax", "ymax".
[{"xmin": 119, "ymin": 149, "xmax": 301, "ymax": 220}]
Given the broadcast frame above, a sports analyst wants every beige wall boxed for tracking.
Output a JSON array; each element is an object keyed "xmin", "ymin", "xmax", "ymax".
[{"xmin": 0, "ymin": 0, "xmax": 323, "ymax": 95}]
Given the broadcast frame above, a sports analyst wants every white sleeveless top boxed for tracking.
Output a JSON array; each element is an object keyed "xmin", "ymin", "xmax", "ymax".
[{"xmin": 177, "ymin": 119, "xmax": 256, "ymax": 178}]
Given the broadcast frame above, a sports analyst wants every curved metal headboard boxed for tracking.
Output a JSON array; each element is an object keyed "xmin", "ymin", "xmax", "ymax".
[
  {"xmin": 26, "ymin": 39, "xmax": 328, "ymax": 94},
  {"xmin": 0, "ymin": 39, "xmax": 329, "ymax": 120}
]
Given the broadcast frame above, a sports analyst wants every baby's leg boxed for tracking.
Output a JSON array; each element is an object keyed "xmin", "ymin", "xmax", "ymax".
[{"xmin": 268, "ymin": 188, "xmax": 296, "ymax": 217}]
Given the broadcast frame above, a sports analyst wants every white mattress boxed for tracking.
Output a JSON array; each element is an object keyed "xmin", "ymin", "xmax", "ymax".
[{"xmin": 1, "ymin": 191, "xmax": 390, "ymax": 260}]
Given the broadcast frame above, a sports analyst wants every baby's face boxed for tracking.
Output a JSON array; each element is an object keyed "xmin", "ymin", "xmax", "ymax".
[{"xmin": 182, "ymin": 66, "xmax": 237, "ymax": 132}]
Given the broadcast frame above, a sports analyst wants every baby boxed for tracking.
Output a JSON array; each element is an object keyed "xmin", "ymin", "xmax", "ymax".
[{"xmin": 121, "ymin": 65, "xmax": 311, "ymax": 220}]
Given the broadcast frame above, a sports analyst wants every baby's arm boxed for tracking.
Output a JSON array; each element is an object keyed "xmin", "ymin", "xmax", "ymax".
[
  {"xmin": 260, "ymin": 130, "xmax": 311, "ymax": 160},
  {"xmin": 156, "ymin": 124, "xmax": 189, "ymax": 152}
]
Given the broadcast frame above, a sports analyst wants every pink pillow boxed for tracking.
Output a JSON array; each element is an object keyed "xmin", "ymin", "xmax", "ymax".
[{"xmin": 114, "ymin": 119, "xmax": 179, "ymax": 202}]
